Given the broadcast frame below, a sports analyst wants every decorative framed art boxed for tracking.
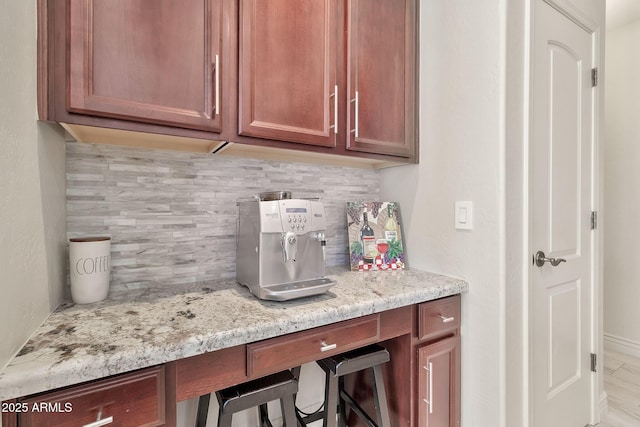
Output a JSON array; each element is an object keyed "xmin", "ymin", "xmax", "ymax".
[{"xmin": 346, "ymin": 201, "xmax": 405, "ymax": 271}]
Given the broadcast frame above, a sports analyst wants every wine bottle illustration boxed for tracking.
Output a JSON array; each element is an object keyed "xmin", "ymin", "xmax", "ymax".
[
  {"xmin": 360, "ymin": 212, "xmax": 377, "ymax": 264},
  {"xmin": 384, "ymin": 203, "xmax": 399, "ymax": 242}
]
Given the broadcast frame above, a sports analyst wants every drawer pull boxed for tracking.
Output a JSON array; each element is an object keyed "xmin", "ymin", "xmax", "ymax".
[
  {"xmin": 83, "ymin": 416, "xmax": 114, "ymax": 427},
  {"xmin": 438, "ymin": 314, "xmax": 455, "ymax": 323},
  {"xmin": 320, "ymin": 341, "xmax": 337, "ymax": 352}
]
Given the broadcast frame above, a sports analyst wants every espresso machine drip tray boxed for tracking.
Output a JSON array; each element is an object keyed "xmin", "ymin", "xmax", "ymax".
[{"xmin": 248, "ymin": 277, "xmax": 336, "ymax": 301}]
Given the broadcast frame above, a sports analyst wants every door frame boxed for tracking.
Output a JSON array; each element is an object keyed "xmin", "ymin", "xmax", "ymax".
[{"xmin": 505, "ymin": 0, "xmax": 604, "ymax": 425}]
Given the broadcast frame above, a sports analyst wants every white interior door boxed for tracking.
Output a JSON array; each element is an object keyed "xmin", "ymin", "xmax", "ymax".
[{"xmin": 531, "ymin": 1, "xmax": 595, "ymax": 426}]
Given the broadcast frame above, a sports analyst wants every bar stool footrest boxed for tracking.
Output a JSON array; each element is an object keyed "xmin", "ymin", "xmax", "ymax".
[{"xmin": 340, "ymin": 389, "xmax": 377, "ymax": 427}]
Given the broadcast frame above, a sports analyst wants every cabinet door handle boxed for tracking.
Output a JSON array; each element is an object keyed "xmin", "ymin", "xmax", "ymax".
[
  {"xmin": 320, "ymin": 340, "xmax": 337, "ymax": 352},
  {"xmin": 330, "ymin": 85, "xmax": 338, "ymax": 134},
  {"xmin": 350, "ymin": 91, "xmax": 359, "ymax": 137},
  {"xmin": 214, "ymin": 54, "xmax": 220, "ymax": 117},
  {"xmin": 439, "ymin": 314, "xmax": 455, "ymax": 323},
  {"xmin": 83, "ymin": 416, "xmax": 114, "ymax": 427},
  {"xmin": 423, "ymin": 362, "xmax": 433, "ymax": 414}
]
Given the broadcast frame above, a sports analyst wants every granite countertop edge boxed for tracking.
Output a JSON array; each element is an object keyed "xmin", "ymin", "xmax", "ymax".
[{"xmin": 0, "ymin": 267, "xmax": 468, "ymax": 402}]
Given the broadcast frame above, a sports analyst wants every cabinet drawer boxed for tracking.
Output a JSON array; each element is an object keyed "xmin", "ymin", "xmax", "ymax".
[
  {"xmin": 175, "ymin": 345, "xmax": 247, "ymax": 401},
  {"xmin": 418, "ymin": 295, "xmax": 461, "ymax": 341},
  {"xmin": 247, "ymin": 315, "xmax": 380, "ymax": 377},
  {"xmin": 19, "ymin": 366, "xmax": 165, "ymax": 427}
]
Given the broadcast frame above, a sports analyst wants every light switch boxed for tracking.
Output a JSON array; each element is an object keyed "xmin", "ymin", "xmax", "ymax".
[
  {"xmin": 455, "ymin": 201, "xmax": 473, "ymax": 230},
  {"xmin": 459, "ymin": 207, "xmax": 468, "ymax": 223}
]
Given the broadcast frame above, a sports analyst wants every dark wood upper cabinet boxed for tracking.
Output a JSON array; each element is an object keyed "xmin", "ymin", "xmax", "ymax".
[
  {"xmin": 345, "ymin": 0, "xmax": 416, "ymax": 158},
  {"xmin": 39, "ymin": 0, "xmax": 417, "ymax": 163},
  {"xmin": 238, "ymin": 0, "xmax": 338, "ymax": 147},
  {"xmin": 237, "ymin": 0, "xmax": 416, "ymax": 158},
  {"xmin": 67, "ymin": 0, "xmax": 223, "ymax": 132}
]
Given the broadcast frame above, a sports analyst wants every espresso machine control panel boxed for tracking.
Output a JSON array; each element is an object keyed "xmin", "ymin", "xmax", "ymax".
[{"xmin": 258, "ymin": 199, "xmax": 327, "ymax": 235}]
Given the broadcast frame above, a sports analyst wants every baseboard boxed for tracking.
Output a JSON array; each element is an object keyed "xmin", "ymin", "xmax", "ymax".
[
  {"xmin": 599, "ymin": 390, "xmax": 608, "ymax": 423},
  {"xmin": 604, "ymin": 333, "xmax": 640, "ymax": 358}
]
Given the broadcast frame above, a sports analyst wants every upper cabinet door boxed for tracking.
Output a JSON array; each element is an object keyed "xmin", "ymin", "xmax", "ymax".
[
  {"xmin": 68, "ymin": 0, "xmax": 223, "ymax": 132},
  {"xmin": 238, "ymin": 0, "xmax": 337, "ymax": 147},
  {"xmin": 346, "ymin": 0, "xmax": 416, "ymax": 158}
]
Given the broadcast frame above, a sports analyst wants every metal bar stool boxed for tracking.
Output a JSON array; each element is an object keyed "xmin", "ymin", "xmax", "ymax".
[
  {"xmin": 195, "ymin": 370, "xmax": 298, "ymax": 427},
  {"xmin": 298, "ymin": 344, "xmax": 391, "ymax": 427}
]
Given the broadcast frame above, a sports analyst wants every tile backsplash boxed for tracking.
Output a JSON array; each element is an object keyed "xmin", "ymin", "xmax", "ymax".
[{"xmin": 66, "ymin": 143, "xmax": 380, "ymax": 289}]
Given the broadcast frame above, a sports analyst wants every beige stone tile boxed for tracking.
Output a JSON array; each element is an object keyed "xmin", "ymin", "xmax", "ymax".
[
  {"xmin": 605, "ymin": 350, "xmax": 640, "ymax": 426},
  {"xmin": 605, "ymin": 350, "xmax": 626, "ymax": 374}
]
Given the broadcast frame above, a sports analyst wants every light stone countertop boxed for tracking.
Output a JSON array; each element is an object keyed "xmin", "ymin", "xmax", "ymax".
[{"xmin": 0, "ymin": 266, "xmax": 468, "ymax": 402}]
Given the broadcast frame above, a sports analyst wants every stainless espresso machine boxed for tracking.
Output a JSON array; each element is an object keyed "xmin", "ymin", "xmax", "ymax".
[{"xmin": 236, "ymin": 192, "xmax": 336, "ymax": 301}]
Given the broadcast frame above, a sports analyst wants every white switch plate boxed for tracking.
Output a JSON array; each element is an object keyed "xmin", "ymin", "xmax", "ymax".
[{"xmin": 455, "ymin": 201, "xmax": 473, "ymax": 230}]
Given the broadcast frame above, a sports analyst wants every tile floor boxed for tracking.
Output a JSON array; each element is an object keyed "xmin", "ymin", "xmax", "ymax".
[{"xmin": 600, "ymin": 350, "xmax": 640, "ymax": 426}]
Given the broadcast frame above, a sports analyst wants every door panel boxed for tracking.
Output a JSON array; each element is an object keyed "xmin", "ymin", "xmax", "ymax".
[
  {"xmin": 238, "ymin": 0, "xmax": 337, "ymax": 147},
  {"xmin": 548, "ymin": 279, "xmax": 581, "ymax": 395},
  {"xmin": 548, "ymin": 43, "xmax": 582, "ymax": 256},
  {"xmin": 531, "ymin": 1, "xmax": 594, "ymax": 425},
  {"xmin": 68, "ymin": 0, "xmax": 222, "ymax": 132},
  {"xmin": 345, "ymin": 0, "xmax": 415, "ymax": 158},
  {"xmin": 417, "ymin": 335, "xmax": 460, "ymax": 427}
]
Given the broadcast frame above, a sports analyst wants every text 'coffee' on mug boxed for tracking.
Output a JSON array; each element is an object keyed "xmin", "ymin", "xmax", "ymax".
[{"xmin": 69, "ymin": 237, "xmax": 111, "ymax": 304}]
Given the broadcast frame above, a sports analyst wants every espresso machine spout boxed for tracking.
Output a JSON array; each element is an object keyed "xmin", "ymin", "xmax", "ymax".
[
  {"xmin": 282, "ymin": 232, "xmax": 297, "ymax": 262},
  {"xmin": 311, "ymin": 232, "xmax": 327, "ymax": 263}
]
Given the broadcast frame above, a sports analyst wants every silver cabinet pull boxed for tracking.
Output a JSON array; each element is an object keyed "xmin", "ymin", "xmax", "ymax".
[
  {"xmin": 423, "ymin": 362, "xmax": 433, "ymax": 414},
  {"xmin": 350, "ymin": 91, "xmax": 359, "ymax": 137},
  {"xmin": 330, "ymin": 85, "xmax": 338, "ymax": 134},
  {"xmin": 355, "ymin": 90, "xmax": 359, "ymax": 137},
  {"xmin": 214, "ymin": 54, "xmax": 220, "ymax": 117},
  {"xmin": 320, "ymin": 340, "xmax": 337, "ymax": 352},
  {"xmin": 439, "ymin": 314, "xmax": 455, "ymax": 323},
  {"xmin": 83, "ymin": 416, "xmax": 113, "ymax": 427},
  {"xmin": 534, "ymin": 250, "xmax": 566, "ymax": 267}
]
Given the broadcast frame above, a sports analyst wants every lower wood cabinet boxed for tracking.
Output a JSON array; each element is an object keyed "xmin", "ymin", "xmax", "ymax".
[
  {"xmin": 2, "ymin": 300, "xmax": 461, "ymax": 427},
  {"xmin": 16, "ymin": 366, "xmax": 166, "ymax": 427},
  {"xmin": 416, "ymin": 295, "xmax": 461, "ymax": 427},
  {"xmin": 418, "ymin": 335, "xmax": 461, "ymax": 427}
]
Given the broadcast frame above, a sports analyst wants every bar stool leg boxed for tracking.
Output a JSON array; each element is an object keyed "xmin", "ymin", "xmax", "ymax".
[
  {"xmin": 290, "ymin": 366, "xmax": 302, "ymax": 404},
  {"xmin": 217, "ymin": 407, "xmax": 233, "ymax": 427},
  {"xmin": 196, "ymin": 394, "xmax": 211, "ymax": 427},
  {"xmin": 259, "ymin": 403, "xmax": 272, "ymax": 427},
  {"xmin": 281, "ymin": 394, "xmax": 297, "ymax": 427},
  {"xmin": 323, "ymin": 372, "xmax": 339, "ymax": 427},
  {"xmin": 371, "ymin": 366, "xmax": 391, "ymax": 427},
  {"xmin": 337, "ymin": 376, "xmax": 347, "ymax": 427}
]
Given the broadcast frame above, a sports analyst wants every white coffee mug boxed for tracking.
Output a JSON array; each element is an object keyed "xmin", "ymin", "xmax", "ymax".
[{"xmin": 69, "ymin": 237, "xmax": 111, "ymax": 304}]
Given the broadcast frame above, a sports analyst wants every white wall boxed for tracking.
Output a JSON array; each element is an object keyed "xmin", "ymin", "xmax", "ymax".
[
  {"xmin": 604, "ymin": 20, "xmax": 640, "ymax": 353},
  {"xmin": 0, "ymin": 2, "xmax": 66, "ymax": 370},
  {"xmin": 380, "ymin": 1, "xmax": 506, "ymax": 425},
  {"xmin": 382, "ymin": 0, "xmax": 605, "ymax": 425}
]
